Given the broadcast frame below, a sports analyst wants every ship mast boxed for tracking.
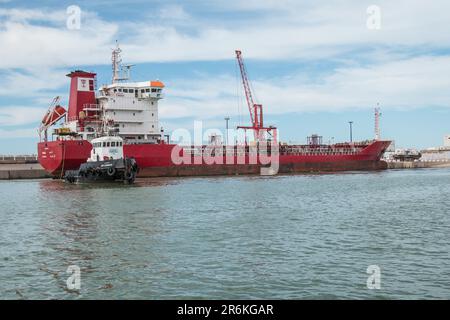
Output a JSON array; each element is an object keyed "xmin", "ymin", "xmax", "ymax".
[
  {"xmin": 112, "ymin": 42, "xmax": 122, "ymax": 84},
  {"xmin": 111, "ymin": 41, "xmax": 134, "ymax": 83},
  {"xmin": 374, "ymin": 104, "xmax": 381, "ymax": 140}
]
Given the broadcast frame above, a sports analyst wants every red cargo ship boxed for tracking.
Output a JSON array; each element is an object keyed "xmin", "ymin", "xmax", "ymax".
[{"xmin": 37, "ymin": 46, "xmax": 390, "ymax": 178}]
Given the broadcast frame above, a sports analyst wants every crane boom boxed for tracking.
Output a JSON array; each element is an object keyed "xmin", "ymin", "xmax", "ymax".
[
  {"xmin": 236, "ymin": 50, "xmax": 257, "ymax": 126},
  {"xmin": 235, "ymin": 50, "xmax": 275, "ymax": 143}
]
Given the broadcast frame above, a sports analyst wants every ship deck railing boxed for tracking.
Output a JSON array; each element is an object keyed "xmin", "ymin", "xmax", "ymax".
[
  {"xmin": 82, "ymin": 103, "xmax": 101, "ymax": 111},
  {"xmin": 180, "ymin": 145, "xmax": 363, "ymax": 157}
]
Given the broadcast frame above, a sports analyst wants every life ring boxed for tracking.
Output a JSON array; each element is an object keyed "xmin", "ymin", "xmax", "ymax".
[
  {"xmin": 124, "ymin": 171, "xmax": 133, "ymax": 180},
  {"xmin": 107, "ymin": 167, "xmax": 116, "ymax": 176}
]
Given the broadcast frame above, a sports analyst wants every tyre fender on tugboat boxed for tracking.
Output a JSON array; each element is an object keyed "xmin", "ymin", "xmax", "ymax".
[
  {"xmin": 124, "ymin": 170, "xmax": 133, "ymax": 180},
  {"xmin": 107, "ymin": 167, "xmax": 116, "ymax": 176}
]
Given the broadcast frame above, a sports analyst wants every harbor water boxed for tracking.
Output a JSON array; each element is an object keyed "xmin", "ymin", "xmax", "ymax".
[{"xmin": 0, "ymin": 168, "xmax": 449, "ymax": 299}]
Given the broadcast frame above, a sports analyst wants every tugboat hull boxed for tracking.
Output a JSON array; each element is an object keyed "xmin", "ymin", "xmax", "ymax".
[{"xmin": 64, "ymin": 158, "xmax": 138, "ymax": 184}]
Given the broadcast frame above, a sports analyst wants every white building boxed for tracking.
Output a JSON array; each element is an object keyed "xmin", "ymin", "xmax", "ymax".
[{"xmin": 444, "ymin": 135, "xmax": 450, "ymax": 148}]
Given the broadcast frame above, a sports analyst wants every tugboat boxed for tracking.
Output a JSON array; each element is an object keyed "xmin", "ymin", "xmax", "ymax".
[
  {"xmin": 64, "ymin": 136, "xmax": 138, "ymax": 184},
  {"xmin": 392, "ymin": 149, "xmax": 422, "ymax": 161}
]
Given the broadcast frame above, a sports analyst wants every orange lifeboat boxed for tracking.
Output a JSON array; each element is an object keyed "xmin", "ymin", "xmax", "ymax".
[{"xmin": 42, "ymin": 105, "xmax": 67, "ymax": 127}]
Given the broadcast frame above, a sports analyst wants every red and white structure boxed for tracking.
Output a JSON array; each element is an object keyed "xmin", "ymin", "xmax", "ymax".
[{"xmin": 235, "ymin": 50, "xmax": 277, "ymax": 143}]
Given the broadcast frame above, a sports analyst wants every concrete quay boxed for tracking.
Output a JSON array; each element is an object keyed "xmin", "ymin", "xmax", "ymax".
[{"xmin": 0, "ymin": 161, "xmax": 50, "ymax": 180}]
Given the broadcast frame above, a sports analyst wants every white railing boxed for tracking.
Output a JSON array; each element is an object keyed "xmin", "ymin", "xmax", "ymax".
[
  {"xmin": 0, "ymin": 155, "xmax": 38, "ymax": 161},
  {"xmin": 385, "ymin": 159, "xmax": 450, "ymax": 163},
  {"xmin": 83, "ymin": 103, "xmax": 101, "ymax": 111}
]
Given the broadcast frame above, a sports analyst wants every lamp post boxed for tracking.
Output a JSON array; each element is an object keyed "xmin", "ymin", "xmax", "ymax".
[
  {"xmin": 348, "ymin": 121, "xmax": 353, "ymax": 143},
  {"xmin": 224, "ymin": 117, "xmax": 230, "ymax": 145}
]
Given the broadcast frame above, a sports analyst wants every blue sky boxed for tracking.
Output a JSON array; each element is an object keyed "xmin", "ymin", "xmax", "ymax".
[{"xmin": 1, "ymin": 0, "xmax": 450, "ymax": 154}]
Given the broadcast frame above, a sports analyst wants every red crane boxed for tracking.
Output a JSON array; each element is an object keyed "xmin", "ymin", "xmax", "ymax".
[{"xmin": 235, "ymin": 50, "xmax": 276, "ymax": 143}]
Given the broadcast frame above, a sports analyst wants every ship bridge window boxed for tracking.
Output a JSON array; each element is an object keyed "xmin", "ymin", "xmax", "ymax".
[
  {"xmin": 151, "ymin": 88, "xmax": 157, "ymax": 93},
  {"xmin": 129, "ymin": 89, "xmax": 134, "ymax": 93},
  {"xmin": 141, "ymin": 89, "xmax": 145, "ymax": 93},
  {"xmin": 123, "ymin": 89, "xmax": 129, "ymax": 93},
  {"xmin": 118, "ymin": 88, "xmax": 122, "ymax": 92},
  {"xmin": 103, "ymin": 142, "xmax": 106, "ymax": 147},
  {"xmin": 111, "ymin": 142, "xmax": 116, "ymax": 147},
  {"xmin": 114, "ymin": 89, "xmax": 117, "ymax": 92},
  {"xmin": 145, "ymin": 88, "xmax": 150, "ymax": 93},
  {"xmin": 107, "ymin": 142, "xmax": 110, "ymax": 147}
]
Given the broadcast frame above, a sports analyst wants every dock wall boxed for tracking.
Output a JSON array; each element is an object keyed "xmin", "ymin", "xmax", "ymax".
[
  {"xmin": 1, "ymin": 159, "xmax": 450, "ymax": 180},
  {"xmin": 0, "ymin": 161, "xmax": 50, "ymax": 180},
  {"xmin": 387, "ymin": 160, "xmax": 450, "ymax": 169}
]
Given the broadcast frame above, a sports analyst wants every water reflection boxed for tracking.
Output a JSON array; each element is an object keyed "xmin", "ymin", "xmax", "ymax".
[{"xmin": 35, "ymin": 178, "xmax": 172, "ymax": 298}]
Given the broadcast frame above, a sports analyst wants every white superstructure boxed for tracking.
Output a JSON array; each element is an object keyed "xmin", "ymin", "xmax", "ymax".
[
  {"xmin": 97, "ymin": 80, "xmax": 164, "ymax": 143},
  {"xmin": 57, "ymin": 43, "xmax": 166, "ymax": 144},
  {"xmin": 89, "ymin": 136, "xmax": 124, "ymax": 162}
]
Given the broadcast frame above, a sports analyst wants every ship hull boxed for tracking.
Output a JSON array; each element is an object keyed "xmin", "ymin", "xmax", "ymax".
[
  {"xmin": 38, "ymin": 140, "xmax": 92, "ymax": 177},
  {"xmin": 38, "ymin": 140, "xmax": 390, "ymax": 178},
  {"xmin": 137, "ymin": 160, "xmax": 387, "ymax": 177}
]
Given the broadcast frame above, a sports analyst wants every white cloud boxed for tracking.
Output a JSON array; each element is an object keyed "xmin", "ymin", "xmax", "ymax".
[
  {"xmin": 0, "ymin": 7, "xmax": 65, "ymax": 23},
  {"xmin": 116, "ymin": 0, "xmax": 450, "ymax": 63},
  {"xmin": 1, "ymin": 1, "xmax": 450, "ymax": 69},
  {"xmin": 257, "ymin": 55, "xmax": 450, "ymax": 113},
  {"xmin": 0, "ymin": 68, "xmax": 68, "ymax": 97},
  {"xmin": 1, "ymin": 0, "xmax": 450, "ymax": 134},
  {"xmin": 0, "ymin": 9, "xmax": 117, "ymax": 69},
  {"xmin": 0, "ymin": 128, "xmax": 37, "ymax": 139},
  {"xmin": 160, "ymin": 55, "xmax": 450, "ymax": 120},
  {"xmin": 0, "ymin": 106, "xmax": 46, "ymax": 126},
  {"xmin": 158, "ymin": 5, "xmax": 190, "ymax": 20},
  {"xmin": 0, "ymin": 8, "xmax": 117, "ymax": 102}
]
